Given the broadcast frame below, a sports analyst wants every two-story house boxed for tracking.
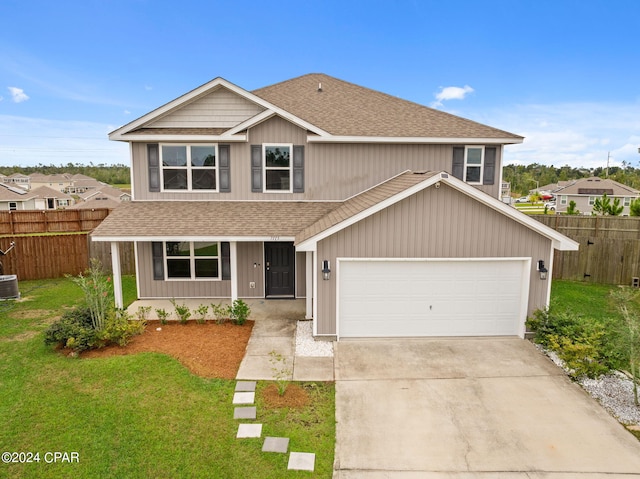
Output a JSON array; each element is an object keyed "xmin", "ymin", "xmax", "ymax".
[{"xmin": 92, "ymin": 74, "xmax": 577, "ymax": 340}]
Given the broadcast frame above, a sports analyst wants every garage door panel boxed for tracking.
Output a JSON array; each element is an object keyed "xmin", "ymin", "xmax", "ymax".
[{"xmin": 338, "ymin": 259, "xmax": 527, "ymax": 338}]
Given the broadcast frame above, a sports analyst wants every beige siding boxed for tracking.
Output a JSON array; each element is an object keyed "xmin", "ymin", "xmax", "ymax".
[
  {"xmin": 149, "ymin": 87, "xmax": 265, "ymax": 128},
  {"xmin": 136, "ymin": 241, "xmax": 307, "ymax": 299},
  {"xmin": 131, "ymin": 116, "xmax": 502, "ymax": 202},
  {"xmin": 137, "ymin": 242, "xmax": 231, "ymax": 298},
  {"xmin": 237, "ymin": 242, "xmax": 265, "ymax": 297},
  {"xmin": 314, "ymin": 184, "xmax": 551, "ymax": 335}
]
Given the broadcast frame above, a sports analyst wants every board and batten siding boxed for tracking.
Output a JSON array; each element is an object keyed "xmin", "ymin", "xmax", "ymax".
[
  {"xmin": 149, "ymin": 87, "xmax": 265, "ymax": 129},
  {"xmin": 131, "ymin": 116, "xmax": 502, "ymax": 202},
  {"xmin": 314, "ymin": 183, "xmax": 551, "ymax": 335},
  {"xmin": 136, "ymin": 241, "xmax": 307, "ymax": 299}
]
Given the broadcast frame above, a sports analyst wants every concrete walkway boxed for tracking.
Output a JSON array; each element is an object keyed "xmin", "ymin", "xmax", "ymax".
[
  {"xmin": 333, "ymin": 338, "xmax": 640, "ymax": 478},
  {"xmin": 236, "ymin": 318, "xmax": 334, "ymax": 381}
]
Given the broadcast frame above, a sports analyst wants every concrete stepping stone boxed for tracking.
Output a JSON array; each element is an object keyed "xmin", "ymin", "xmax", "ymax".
[
  {"xmin": 234, "ymin": 407, "xmax": 256, "ymax": 420},
  {"xmin": 288, "ymin": 452, "xmax": 315, "ymax": 471},
  {"xmin": 236, "ymin": 423, "xmax": 262, "ymax": 438},
  {"xmin": 262, "ymin": 436, "xmax": 289, "ymax": 453},
  {"xmin": 235, "ymin": 380, "xmax": 256, "ymax": 392},
  {"xmin": 232, "ymin": 391, "xmax": 255, "ymax": 404}
]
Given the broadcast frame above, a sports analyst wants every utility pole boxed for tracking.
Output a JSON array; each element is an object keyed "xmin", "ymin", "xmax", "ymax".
[{"xmin": 606, "ymin": 151, "xmax": 610, "ymax": 178}]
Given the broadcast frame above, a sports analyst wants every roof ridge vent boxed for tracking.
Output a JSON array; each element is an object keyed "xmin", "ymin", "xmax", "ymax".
[{"xmin": 317, "ymin": 82, "xmax": 322, "ymax": 92}]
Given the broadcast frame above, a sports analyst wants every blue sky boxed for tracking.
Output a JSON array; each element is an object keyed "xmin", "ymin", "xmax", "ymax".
[{"xmin": 1, "ymin": 0, "xmax": 639, "ymax": 169}]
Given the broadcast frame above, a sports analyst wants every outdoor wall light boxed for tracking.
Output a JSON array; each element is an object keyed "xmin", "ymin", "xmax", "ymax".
[
  {"xmin": 322, "ymin": 260, "xmax": 331, "ymax": 280},
  {"xmin": 537, "ymin": 260, "xmax": 548, "ymax": 280}
]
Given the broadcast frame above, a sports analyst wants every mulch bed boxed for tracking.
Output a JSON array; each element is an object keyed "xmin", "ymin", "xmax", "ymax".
[{"xmin": 81, "ymin": 320, "xmax": 254, "ymax": 379}]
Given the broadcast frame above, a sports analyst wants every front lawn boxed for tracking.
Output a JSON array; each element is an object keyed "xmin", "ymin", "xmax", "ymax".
[{"xmin": 0, "ymin": 278, "xmax": 335, "ymax": 478}]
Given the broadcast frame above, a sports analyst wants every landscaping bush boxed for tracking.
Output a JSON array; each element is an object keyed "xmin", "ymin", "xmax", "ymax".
[{"xmin": 44, "ymin": 259, "xmax": 145, "ymax": 353}]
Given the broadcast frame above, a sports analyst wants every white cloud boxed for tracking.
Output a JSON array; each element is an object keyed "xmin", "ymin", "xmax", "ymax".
[
  {"xmin": 432, "ymin": 85, "xmax": 474, "ymax": 107},
  {"xmin": 472, "ymin": 102, "xmax": 640, "ymax": 169},
  {"xmin": 8, "ymin": 86, "xmax": 29, "ymax": 103}
]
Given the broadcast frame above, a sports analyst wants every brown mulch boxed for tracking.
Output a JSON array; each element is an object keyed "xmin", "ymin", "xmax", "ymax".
[
  {"xmin": 81, "ymin": 320, "xmax": 253, "ymax": 379},
  {"xmin": 262, "ymin": 383, "xmax": 310, "ymax": 409}
]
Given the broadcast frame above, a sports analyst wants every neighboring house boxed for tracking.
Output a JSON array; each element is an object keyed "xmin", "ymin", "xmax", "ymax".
[
  {"xmin": 0, "ymin": 184, "xmax": 73, "ymax": 210},
  {"xmin": 0, "ymin": 183, "xmax": 33, "ymax": 210},
  {"xmin": 64, "ymin": 175, "xmax": 104, "ymax": 194},
  {"xmin": 2, "ymin": 173, "xmax": 30, "ymax": 191},
  {"xmin": 67, "ymin": 195, "xmax": 121, "ymax": 210},
  {"xmin": 29, "ymin": 173, "xmax": 75, "ymax": 192},
  {"xmin": 92, "ymin": 74, "xmax": 578, "ymax": 340},
  {"xmin": 79, "ymin": 185, "xmax": 131, "ymax": 203},
  {"xmin": 29, "ymin": 186, "xmax": 74, "ymax": 210},
  {"xmin": 554, "ymin": 177, "xmax": 640, "ymax": 215}
]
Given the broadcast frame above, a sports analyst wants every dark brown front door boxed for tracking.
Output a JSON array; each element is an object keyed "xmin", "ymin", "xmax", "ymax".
[{"xmin": 265, "ymin": 242, "xmax": 295, "ymax": 297}]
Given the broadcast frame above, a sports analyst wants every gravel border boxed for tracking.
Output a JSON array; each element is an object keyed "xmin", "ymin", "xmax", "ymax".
[
  {"xmin": 294, "ymin": 320, "xmax": 333, "ymax": 357},
  {"xmin": 536, "ymin": 344, "xmax": 640, "ymax": 425}
]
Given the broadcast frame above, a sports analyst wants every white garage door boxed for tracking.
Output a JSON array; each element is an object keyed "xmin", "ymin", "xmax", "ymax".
[{"xmin": 338, "ymin": 259, "xmax": 529, "ymax": 338}]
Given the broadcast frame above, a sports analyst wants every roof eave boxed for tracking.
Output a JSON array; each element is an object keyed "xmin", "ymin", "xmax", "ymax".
[
  {"xmin": 307, "ymin": 136, "xmax": 524, "ymax": 144},
  {"xmin": 109, "ymin": 134, "xmax": 248, "ymax": 142},
  {"xmin": 91, "ymin": 235, "xmax": 296, "ymax": 243}
]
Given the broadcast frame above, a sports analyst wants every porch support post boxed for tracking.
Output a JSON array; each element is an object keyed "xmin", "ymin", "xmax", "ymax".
[
  {"xmin": 230, "ymin": 241, "xmax": 238, "ymax": 302},
  {"xmin": 305, "ymin": 251, "xmax": 313, "ymax": 319},
  {"xmin": 110, "ymin": 241, "xmax": 123, "ymax": 309}
]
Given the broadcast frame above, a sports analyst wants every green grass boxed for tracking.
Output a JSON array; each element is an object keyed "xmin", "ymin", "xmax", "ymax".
[
  {"xmin": 0, "ymin": 278, "xmax": 335, "ymax": 478},
  {"xmin": 550, "ymin": 280, "xmax": 623, "ymax": 323}
]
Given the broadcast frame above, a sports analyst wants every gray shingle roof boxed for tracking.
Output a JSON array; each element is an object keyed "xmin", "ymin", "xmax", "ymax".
[
  {"xmin": 555, "ymin": 177, "xmax": 639, "ymax": 196},
  {"xmin": 91, "ymin": 201, "xmax": 342, "ymax": 239},
  {"xmin": 92, "ymin": 171, "xmax": 439, "ymax": 241},
  {"xmin": 253, "ymin": 73, "xmax": 522, "ymax": 140}
]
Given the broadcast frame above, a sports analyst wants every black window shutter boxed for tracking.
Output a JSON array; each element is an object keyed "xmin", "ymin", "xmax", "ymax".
[
  {"xmin": 292, "ymin": 145, "xmax": 305, "ymax": 193},
  {"xmin": 151, "ymin": 242, "xmax": 164, "ymax": 280},
  {"xmin": 483, "ymin": 147, "xmax": 497, "ymax": 185},
  {"xmin": 218, "ymin": 144, "xmax": 231, "ymax": 192},
  {"xmin": 221, "ymin": 242, "xmax": 231, "ymax": 280},
  {"xmin": 452, "ymin": 147, "xmax": 464, "ymax": 180},
  {"xmin": 251, "ymin": 145, "xmax": 262, "ymax": 192},
  {"xmin": 148, "ymin": 144, "xmax": 160, "ymax": 192}
]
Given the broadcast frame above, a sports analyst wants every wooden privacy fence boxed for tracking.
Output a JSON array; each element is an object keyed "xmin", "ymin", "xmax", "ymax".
[
  {"xmin": 535, "ymin": 215, "xmax": 640, "ymax": 285},
  {"xmin": 0, "ymin": 209, "xmax": 110, "ymax": 235},
  {"xmin": 0, "ymin": 234, "xmax": 134, "ymax": 280}
]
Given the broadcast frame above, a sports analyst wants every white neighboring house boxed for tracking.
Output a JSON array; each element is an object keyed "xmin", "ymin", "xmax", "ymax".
[
  {"xmin": 0, "ymin": 184, "xmax": 74, "ymax": 210},
  {"xmin": 554, "ymin": 177, "xmax": 640, "ymax": 215}
]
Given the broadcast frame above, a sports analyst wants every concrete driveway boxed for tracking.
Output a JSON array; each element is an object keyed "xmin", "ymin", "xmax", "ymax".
[{"xmin": 333, "ymin": 338, "xmax": 640, "ymax": 478}]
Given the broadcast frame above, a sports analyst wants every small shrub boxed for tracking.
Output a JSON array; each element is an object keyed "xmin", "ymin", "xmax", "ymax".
[
  {"xmin": 230, "ymin": 299, "xmax": 251, "ymax": 325},
  {"xmin": 155, "ymin": 308, "xmax": 170, "ymax": 325},
  {"xmin": 211, "ymin": 302, "xmax": 231, "ymax": 324},
  {"xmin": 44, "ymin": 306, "xmax": 97, "ymax": 353},
  {"xmin": 44, "ymin": 306, "xmax": 144, "ymax": 353},
  {"xmin": 135, "ymin": 306, "xmax": 152, "ymax": 321},
  {"xmin": 269, "ymin": 350, "xmax": 292, "ymax": 396},
  {"xmin": 67, "ymin": 258, "xmax": 112, "ymax": 331},
  {"xmin": 195, "ymin": 304, "xmax": 209, "ymax": 324},
  {"xmin": 170, "ymin": 299, "xmax": 191, "ymax": 325},
  {"xmin": 100, "ymin": 309, "xmax": 145, "ymax": 347}
]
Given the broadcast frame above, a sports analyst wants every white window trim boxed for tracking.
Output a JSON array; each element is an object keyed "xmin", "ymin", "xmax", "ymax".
[
  {"xmin": 624, "ymin": 197, "xmax": 631, "ymax": 207},
  {"xmin": 560, "ymin": 195, "xmax": 568, "ymax": 205},
  {"xmin": 463, "ymin": 145, "xmax": 484, "ymax": 185},
  {"xmin": 263, "ymin": 143, "xmax": 293, "ymax": 193},
  {"xmin": 164, "ymin": 241, "xmax": 221, "ymax": 281},
  {"xmin": 589, "ymin": 196, "xmax": 596, "ymax": 205},
  {"xmin": 160, "ymin": 144, "xmax": 218, "ymax": 192}
]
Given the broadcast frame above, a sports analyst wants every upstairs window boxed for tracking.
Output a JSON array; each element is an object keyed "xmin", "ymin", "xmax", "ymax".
[
  {"xmin": 452, "ymin": 146, "xmax": 495, "ymax": 186},
  {"xmin": 165, "ymin": 241, "xmax": 220, "ymax": 280},
  {"xmin": 161, "ymin": 145, "xmax": 217, "ymax": 191},
  {"xmin": 264, "ymin": 144, "xmax": 292, "ymax": 192}
]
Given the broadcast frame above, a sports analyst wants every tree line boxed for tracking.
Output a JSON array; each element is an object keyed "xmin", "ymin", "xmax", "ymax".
[{"xmin": 0, "ymin": 163, "xmax": 130, "ymax": 186}]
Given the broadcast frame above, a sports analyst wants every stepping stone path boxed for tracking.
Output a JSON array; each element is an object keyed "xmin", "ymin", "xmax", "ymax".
[{"xmin": 232, "ymin": 379, "xmax": 316, "ymax": 472}]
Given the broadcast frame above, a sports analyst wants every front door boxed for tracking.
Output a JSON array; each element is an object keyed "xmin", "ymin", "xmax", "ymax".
[{"xmin": 264, "ymin": 242, "xmax": 295, "ymax": 297}]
